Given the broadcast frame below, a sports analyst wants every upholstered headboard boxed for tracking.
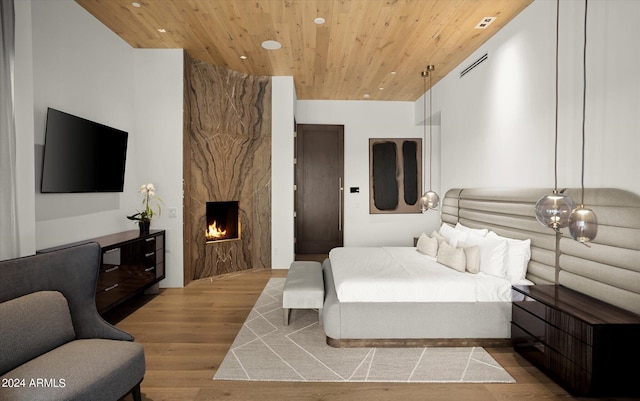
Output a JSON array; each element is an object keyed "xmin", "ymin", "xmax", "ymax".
[{"xmin": 442, "ymin": 188, "xmax": 640, "ymax": 315}]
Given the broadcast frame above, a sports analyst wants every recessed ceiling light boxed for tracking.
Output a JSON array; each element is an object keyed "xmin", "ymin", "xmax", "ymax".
[
  {"xmin": 261, "ymin": 40, "xmax": 282, "ymax": 50},
  {"xmin": 240, "ymin": 55, "xmax": 247, "ymax": 60},
  {"xmin": 363, "ymin": 94, "xmax": 370, "ymax": 99},
  {"xmin": 131, "ymin": 2, "xmax": 141, "ymax": 7},
  {"xmin": 475, "ymin": 16, "xmax": 497, "ymax": 29},
  {"xmin": 390, "ymin": 71, "xmax": 397, "ymax": 75},
  {"xmin": 379, "ymin": 87, "xmax": 384, "ymax": 91},
  {"xmin": 157, "ymin": 28, "xmax": 166, "ymax": 33},
  {"xmin": 314, "ymin": 17, "xmax": 325, "ymax": 25}
]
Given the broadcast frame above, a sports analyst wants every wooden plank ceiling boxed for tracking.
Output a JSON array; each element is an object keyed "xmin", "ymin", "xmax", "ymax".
[{"xmin": 76, "ymin": 0, "xmax": 533, "ymax": 101}]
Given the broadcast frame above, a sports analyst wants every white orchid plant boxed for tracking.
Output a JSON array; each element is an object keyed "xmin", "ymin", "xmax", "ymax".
[{"xmin": 127, "ymin": 183, "xmax": 163, "ymax": 223}]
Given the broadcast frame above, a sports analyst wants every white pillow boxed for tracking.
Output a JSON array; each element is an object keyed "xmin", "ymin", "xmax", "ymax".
[
  {"xmin": 464, "ymin": 232, "xmax": 508, "ymax": 277},
  {"xmin": 487, "ymin": 232, "xmax": 531, "ymax": 282},
  {"xmin": 436, "ymin": 241, "xmax": 466, "ymax": 273},
  {"xmin": 416, "ymin": 233, "xmax": 438, "ymax": 257},
  {"xmin": 455, "ymin": 222, "xmax": 489, "ymax": 237},
  {"xmin": 439, "ymin": 223, "xmax": 468, "ymax": 248},
  {"xmin": 431, "ymin": 230, "xmax": 447, "ymax": 245},
  {"xmin": 463, "ymin": 245, "xmax": 480, "ymax": 274}
]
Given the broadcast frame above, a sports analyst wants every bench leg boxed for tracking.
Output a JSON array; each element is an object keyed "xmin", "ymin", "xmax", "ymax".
[{"xmin": 283, "ymin": 308, "xmax": 291, "ymax": 325}]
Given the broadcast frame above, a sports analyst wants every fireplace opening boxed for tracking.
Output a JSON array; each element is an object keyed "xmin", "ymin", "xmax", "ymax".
[{"xmin": 206, "ymin": 201, "xmax": 240, "ymax": 243}]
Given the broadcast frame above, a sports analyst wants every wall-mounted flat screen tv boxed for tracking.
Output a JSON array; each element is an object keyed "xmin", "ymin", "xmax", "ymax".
[{"xmin": 41, "ymin": 108, "xmax": 128, "ymax": 193}]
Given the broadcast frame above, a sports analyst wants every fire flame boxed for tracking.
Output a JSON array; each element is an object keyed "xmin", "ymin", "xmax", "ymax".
[{"xmin": 206, "ymin": 220, "xmax": 227, "ymax": 240}]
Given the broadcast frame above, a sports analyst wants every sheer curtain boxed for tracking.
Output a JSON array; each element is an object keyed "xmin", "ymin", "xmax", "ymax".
[{"xmin": 0, "ymin": 0, "xmax": 19, "ymax": 260}]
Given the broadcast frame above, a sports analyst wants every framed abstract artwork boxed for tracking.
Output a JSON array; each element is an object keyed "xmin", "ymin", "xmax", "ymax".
[{"xmin": 369, "ymin": 138, "xmax": 422, "ymax": 214}]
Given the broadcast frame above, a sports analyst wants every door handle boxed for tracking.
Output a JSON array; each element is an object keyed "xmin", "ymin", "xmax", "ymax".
[{"xmin": 339, "ymin": 177, "xmax": 343, "ymax": 232}]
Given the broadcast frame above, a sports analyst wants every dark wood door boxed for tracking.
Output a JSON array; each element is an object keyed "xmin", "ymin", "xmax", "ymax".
[{"xmin": 295, "ymin": 124, "xmax": 344, "ymax": 254}]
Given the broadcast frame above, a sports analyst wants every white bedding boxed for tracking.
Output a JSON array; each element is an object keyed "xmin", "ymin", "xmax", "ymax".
[{"xmin": 328, "ymin": 247, "xmax": 512, "ymax": 303}]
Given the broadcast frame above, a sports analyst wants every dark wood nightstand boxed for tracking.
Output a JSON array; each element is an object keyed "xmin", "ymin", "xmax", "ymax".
[{"xmin": 511, "ymin": 284, "xmax": 640, "ymax": 397}]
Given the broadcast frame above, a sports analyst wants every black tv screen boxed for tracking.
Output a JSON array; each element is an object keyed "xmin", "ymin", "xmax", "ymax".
[{"xmin": 41, "ymin": 108, "xmax": 128, "ymax": 193}]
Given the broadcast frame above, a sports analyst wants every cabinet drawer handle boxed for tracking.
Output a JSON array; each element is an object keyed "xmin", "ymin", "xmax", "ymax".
[
  {"xmin": 145, "ymin": 238, "xmax": 155, "ymax": 242},
  {"xmin": 144, "ymin": 266, "xmax": 155, "ymax": 272},
  {"xmin": 104, "ymin": 283, "xmax": 119, "ymax": 292},
  {"xmin": 145, "ymin": 252, "xmax": 155, "ymax": 257},
  {"xmin": 104, "ymin": 266, "xmax": 119, "ymax": 273}
]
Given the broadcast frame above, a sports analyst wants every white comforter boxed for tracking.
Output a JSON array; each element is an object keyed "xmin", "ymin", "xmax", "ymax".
[{"xmin": 329, "ymin": 247, "xmax": 512, "ymax": 303}]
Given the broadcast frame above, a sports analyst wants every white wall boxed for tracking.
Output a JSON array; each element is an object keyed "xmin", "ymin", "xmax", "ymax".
[
  {"xmin": 436, "ymin": 0, "xmax": 640, "ymax": 196},
  {"xmin": 295, "ymin": 101, "xmax": 441, "ymax": 247},
  {"xmin": 271, "ymin": 76, "xmax": 296, "ymax": 268},
  {"xmin": 31, "ymin": 0, "xmax": 136, "ymax": 248},
  {"xmin": 132, "ymin": 49, "xmax": 184, "ymax": 287},
  {"xmin": 14, "ymin": 0, "xmax": 185, "ymax": 286}
]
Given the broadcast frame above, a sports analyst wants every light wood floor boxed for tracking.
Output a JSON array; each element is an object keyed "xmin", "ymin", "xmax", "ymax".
[{"xmin": 114, "ymin": 268, "xmax": 621, "ymax": 401}]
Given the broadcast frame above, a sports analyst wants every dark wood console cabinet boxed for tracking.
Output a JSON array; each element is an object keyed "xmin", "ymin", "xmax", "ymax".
[
  {"xmin": 39, "ymin": 230, "xmax": 165, "ymax": 314},
  {"xmin": 95, "ymin": 230, "xmax": 165, "ymax": 314},
  {"xmin": 511, "ymin": 285, "xmax": 640, "ymax": 397}
]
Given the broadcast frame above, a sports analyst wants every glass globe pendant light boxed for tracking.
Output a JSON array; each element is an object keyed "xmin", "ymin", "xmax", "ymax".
[
  {"xmin": 569, "ymin": 0, "xmax": 597, "ymax": 244},
  {"xmin": 535, "ymin": 191, "xmax": 575, "ymax": 231},
  {"xmin": 419, "ymin": 65, "xmax": 439, "ymax": 213},
  {"xmin": 420, "ymin": 191, "xmax": 440, "ymax": 212},
  {"xmin": 534, "ymin": 0, "xmax": 575, "ymax": 231},
  {"xmin": 569, "ymin": 204, "xmax": 597, "ymax": 243}
]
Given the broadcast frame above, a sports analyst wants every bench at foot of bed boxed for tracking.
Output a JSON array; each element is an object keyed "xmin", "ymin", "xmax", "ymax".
[{"xmin": 283, "ymin": 261, "xmax": 324, "ymax": 326}]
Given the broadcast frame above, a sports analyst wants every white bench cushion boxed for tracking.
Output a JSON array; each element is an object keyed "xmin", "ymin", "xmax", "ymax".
[{"xmin": 283, "ymin": 261, "xmax": 324, "ymax": 309}]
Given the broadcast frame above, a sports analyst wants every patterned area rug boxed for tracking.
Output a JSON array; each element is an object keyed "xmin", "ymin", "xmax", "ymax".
[{"xmin": 214, "ymin": 278, "xmax": 515, "ymax": 383}]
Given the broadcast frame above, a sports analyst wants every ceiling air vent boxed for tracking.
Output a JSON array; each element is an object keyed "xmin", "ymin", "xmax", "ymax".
[{"xmin": 459, "ymin": 52, "xmax": 488, "ymax": 78}]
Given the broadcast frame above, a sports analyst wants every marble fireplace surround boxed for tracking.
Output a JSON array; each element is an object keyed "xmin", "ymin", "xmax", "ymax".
[{"xmin": 183, "ymin": 53, "xmax": 272, "ymax": 285}]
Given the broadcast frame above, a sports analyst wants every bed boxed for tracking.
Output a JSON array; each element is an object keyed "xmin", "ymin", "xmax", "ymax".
[{"xmin": 322, "ymin": 187, "xmax": 640, "ymax": 347}]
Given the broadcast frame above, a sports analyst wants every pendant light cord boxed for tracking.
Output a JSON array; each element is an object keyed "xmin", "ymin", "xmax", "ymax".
[
  {"xmin": 554, "ymin": 0, "xmax": 559, "ymax": 191},
  {"xmin": 421, "ymin": 66, "xmax": 435, "ymax": 195},
  {"xmin": 422, "ymin": 71, "xmax": 428, "ymax": 193},
  {"xmin": 428, "ymin": 70, "xmax": 433, "ymax": 191},
  {"xmin": 580, "ymin": 0, "xmax": 588, "ymax": 205}
]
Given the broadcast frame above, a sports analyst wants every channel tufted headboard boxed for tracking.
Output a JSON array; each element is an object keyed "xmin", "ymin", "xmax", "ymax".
[{"xmin": 442, "ymin": 188, "xmax": 640, "ymax": 315}]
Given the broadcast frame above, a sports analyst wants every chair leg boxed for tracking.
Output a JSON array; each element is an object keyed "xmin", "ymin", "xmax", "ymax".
[{"xmin": 131, "ymin": 383, "xmax": 142, "ymax": 401}]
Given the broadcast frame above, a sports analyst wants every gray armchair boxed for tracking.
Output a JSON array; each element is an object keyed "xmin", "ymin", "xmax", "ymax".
[{"xmin": 0, "ymin": 242, "xmax": 145, "ymax": 401}]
